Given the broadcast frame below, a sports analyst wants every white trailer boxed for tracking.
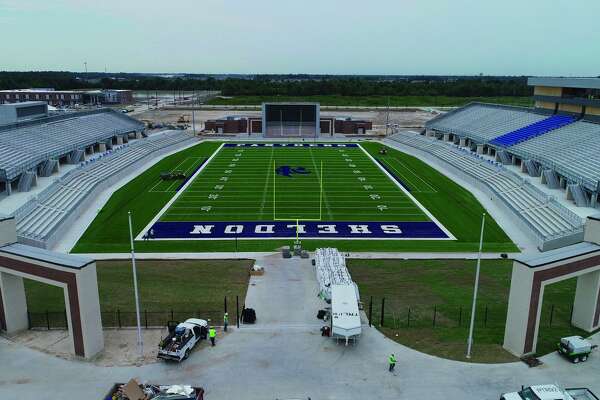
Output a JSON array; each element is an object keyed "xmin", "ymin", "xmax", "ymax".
[{"xmin": 331, "ymin": 284, "xmax": 361, "ymax": 345}]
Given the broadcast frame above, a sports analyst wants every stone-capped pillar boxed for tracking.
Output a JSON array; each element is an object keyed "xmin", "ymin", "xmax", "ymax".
[
  {"xmin": 0, "ymin": 272, "xmax": 28, "ymax": 334},
  {"xmin": 572, "ymin": 270, "xmax": 600, "ymax": 332}
]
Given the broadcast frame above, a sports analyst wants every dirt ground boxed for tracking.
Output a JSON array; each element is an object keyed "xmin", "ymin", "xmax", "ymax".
[
  {"xmin": 4, "ymin": 327, "xmax": 227, "ymax": 366},
  {"xmin": 133, "ymin": 108, "xmax": 435, "ymax": 129}
]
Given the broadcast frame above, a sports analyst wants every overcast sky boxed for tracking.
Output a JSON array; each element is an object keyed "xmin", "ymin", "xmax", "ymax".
[{"xmin": 1, "ymin": 0, "xmax": 598, "ymax": 76}]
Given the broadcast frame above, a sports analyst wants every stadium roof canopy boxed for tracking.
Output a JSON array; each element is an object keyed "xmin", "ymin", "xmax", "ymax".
[{"xmin": 528, "ymin": 77, "xmax": 600, "ymax": 90}]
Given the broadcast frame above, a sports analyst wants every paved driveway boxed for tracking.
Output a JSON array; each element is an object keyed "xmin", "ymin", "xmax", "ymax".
[{"xmin": 0, "ymin": 255, "xmax": 598, "ymax": 399}]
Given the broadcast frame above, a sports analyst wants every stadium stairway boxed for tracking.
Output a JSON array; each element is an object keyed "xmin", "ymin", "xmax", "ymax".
[
  {"xmin": 386, "ymin": 132, "xmax": 584, "ymax": 250},
  {"xmin": 13, "ymin": 131, "xmax": 194, "ymax": 248}
]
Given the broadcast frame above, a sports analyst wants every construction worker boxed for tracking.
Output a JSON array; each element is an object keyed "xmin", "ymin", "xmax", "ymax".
[
  {"xmin": 209, "ymin": 327, "xmax": 216, "ymax": 346},
  {"xmin": 388, "ymin": 353, "xmax": 397, "ymax": 372},
  {"xmin": 223, "ymin": 312, "xmax": 229, "ymax": 332}
]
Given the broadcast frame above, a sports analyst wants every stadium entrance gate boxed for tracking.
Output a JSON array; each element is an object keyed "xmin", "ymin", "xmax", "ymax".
[
  {"xmin": 0, "ymin": 216, "xmax": 103, "ymax": 359},
  {"xmin": 503, "ymin": 215, "xmax": 600, "ymax": 356}
]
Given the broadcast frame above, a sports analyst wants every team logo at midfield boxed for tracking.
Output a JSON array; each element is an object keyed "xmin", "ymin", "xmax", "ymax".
[{"xmin": 276, "ymin": 166, "xmax": 311, "ymax": 177}]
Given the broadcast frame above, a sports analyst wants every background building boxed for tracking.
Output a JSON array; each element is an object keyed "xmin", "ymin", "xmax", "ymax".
[
  {"xmin": 529, "ymin": 77, "xmax": 600, "ymax": 119},
  {"xmin": 0, "ymin": 89, "xmax": 134, "ymax": 106},
  {"xmin": 205, "ymin": 103, "xmax": 372, "ymax": 136},
  {"xmin": 0, "ymin": 102, "xmax": 48, "ymax": 125}
]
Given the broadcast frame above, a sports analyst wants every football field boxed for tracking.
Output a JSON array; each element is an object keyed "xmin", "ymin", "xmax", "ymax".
[{"xmin": 139, "ymin": 143, "xmax": 453, "ymax": 241}]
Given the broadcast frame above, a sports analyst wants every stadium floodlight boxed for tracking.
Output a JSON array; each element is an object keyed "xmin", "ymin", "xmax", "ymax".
[
  {"xmin": 466, "ymin": 213, "xmax": 486, "ymax": 359},
  {"xmin": 127, "ymin": 211, "xmax": 144, "ymax": 361}
]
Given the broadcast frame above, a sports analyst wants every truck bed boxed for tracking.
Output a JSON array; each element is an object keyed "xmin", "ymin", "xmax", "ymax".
[{"xmin": 567, "ymin": 388, "xmax": 599, "ymax": 400}]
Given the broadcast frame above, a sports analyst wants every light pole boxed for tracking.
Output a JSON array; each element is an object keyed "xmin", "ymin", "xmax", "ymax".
[
  {"xmin": 466, "ymin": 212, "xmax": 486, "ymax": 359},
  {"xmin": 127, "ymin": 211, "xmax": 144, "ymax": 360}
]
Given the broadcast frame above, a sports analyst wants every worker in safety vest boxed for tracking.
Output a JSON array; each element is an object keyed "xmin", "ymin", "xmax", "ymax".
[
  {"xmin": 388, "ymin": 354, "xmax": 397, "ymax": 372},
  {"xmin": 209, "ymin": 327, "xmax": 216, "ymax": 346},
  {"xmin": 223, "ymin": 312, "xmax": 229, "ymax": 332}
]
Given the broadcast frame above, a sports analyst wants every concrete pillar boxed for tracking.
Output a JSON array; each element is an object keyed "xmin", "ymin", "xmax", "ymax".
[
  {"xmin": 116, "ymin": 136, "xmax": 123, "ymax": 145},
  {"xmin": 503, "ymin": 262, "xmax": 536, "ymax": 356},
  {"xmin": 591, "ymin": 193, "xmax": 598, "ymax": 208},
  {"xmin": 521, "ymin": 162, "xmax": 528, "ymax": 173},
  {"xmin": 512, "ymin": 155, "xmax": 517, "ymax": 165},
  {"xmin": 443, "ymin": 133, "xmax": 450, "ymax": 142},
  {"xmin": 566, "ymin": 185, "xmax": 574, "ymax": 201},
  {"xmin": 584, "ymin": 215, "xmax": 600, "ymax": 244},
  {"xmin": 559, "ymin": 176, "xmax": 566, "ymax": 189},
  {"xmin": 459, "ymin": 138, "xmax": 467, "ymax": 146},
  {"xmin": 0, "ymin": 272, "xmax": 29, "ymax": 334},
  {"xmin": 75, "ymin": 264, "xmax": 104, "ymax": 358},
  {"xmin": 135, "ymin": 131, "xmax": 142, "ymax": 139},
  {"xmin": 572, "ymin": 271, "xmax": 600, "ymax": 332},
  {"xmin": 476, "ymin": 144, "xmax": 484, "ymax": 154},
  {"xmin": 98, "ymin": 143, "xmax": 107, "ymax": 153},
  {"xmin": 5, "ymin": 181, "xmax": 12, "ymax": 196}
]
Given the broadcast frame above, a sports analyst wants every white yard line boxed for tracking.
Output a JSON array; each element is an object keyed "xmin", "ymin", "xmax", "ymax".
[
  {"xmin": 258, "ymin": 146, "xmax": 275, "ymax": 219},
  {"xmin": 357, "ymin": 143, "xmax": 456, "ymax": 241},
  {"xmin": 135, "ymin": 143, "xmax": 225, "ymax": 240},
  {"xmin": 392, "ymin": 157, "xmax": 438, "ymax": 193},
  {"xmin": 308, "ymin": 147, "xmax": 333, "ymax": 220}
]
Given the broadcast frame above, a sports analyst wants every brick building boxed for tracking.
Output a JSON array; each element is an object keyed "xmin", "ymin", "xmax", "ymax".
[{"xmin": 0, "ymin": 89, "xmax": 134, "ymax": 106}]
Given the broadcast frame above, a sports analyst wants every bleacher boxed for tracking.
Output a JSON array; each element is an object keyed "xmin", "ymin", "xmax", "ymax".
[
  {"xmin": 13, "ymin": 131, "xmax": 193, "ymax": 248},
  {"xmin": 426, "ymin": 103, "xmax": 548, "ymax": 144},
  {"xmin": 510, "ymin": 121, "xmax": 600, "ymax": 191},
  {"xmin": 0, "ymin": 108, "xmax": 144, "ymax": 182},
  {"xmin": 489, "ymin": 114, "xmax": 575, "ymax": 147},
  {"xmin": 386, "ymin": 132, "xmax": 584, "ymax": 248}
]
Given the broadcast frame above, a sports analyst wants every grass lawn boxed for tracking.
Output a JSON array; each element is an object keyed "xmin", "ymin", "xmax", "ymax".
[
  {"xmin": 347, "ymin": 259, "xmax": 595, "ymax": 363},
  {"xmin": 72, "ymin": 141, "xmax": 517, "ymax": 253},
  {"xmin": 24, "ymin": 259, "xmax": 252, "ymax": 327},
  {"xmin": 207, "ymin": 95, "xmax": 533, "ymax": 108}
]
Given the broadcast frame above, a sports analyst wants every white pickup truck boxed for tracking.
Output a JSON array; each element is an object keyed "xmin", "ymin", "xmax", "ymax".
[
  {"xmin": 500, "ymin": 385, "xmax": 598, "ymax": 400},
  {"xmin": 157, "ymin": 318, "xmax": 208, "ymax": 362}
]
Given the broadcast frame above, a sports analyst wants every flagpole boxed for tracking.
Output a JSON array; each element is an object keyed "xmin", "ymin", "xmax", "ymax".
[
  {"xmin": 466, "ymin": 212, "xmax": 485, "ymax": 359},
  {"xmin": 128, "ymin": 211, "xmax": 144, "ymax": 360}
]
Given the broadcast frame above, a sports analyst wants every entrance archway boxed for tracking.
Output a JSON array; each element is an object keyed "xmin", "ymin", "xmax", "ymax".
[
  {"xmin": 503, "ymin": 215, "xmax": 600, "ymax": 356},
  {"xmin": 0, "ymin": 216, "xmax": 103, "ymax": 358}
]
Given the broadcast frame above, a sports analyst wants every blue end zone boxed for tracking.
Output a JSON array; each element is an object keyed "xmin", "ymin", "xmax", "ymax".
[
  {"xmin": 374, "ymin": 158, "xmax": 411, "ymax": 192},
  {"xmin": 146, "ymin": 221, "xmax": 449, "ymax": 240},
  {"xmin": 223, "ymin": 143, "xmax": 358, "ymax": 148}
]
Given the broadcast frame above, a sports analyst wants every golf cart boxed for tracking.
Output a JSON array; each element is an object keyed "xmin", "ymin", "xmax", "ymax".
[{"xmin": 557, "ymin": 336, "xmax": 597, "ymax": 363}]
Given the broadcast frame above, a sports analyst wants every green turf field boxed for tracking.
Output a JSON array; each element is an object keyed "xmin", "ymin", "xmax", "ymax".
[
  {"xmin": 156, "ymin": 145, "xmax": 432, "ymax": 224},
  {"xmin": 73, "ymin": 141, "xmax": 517, "ymax": 253}
]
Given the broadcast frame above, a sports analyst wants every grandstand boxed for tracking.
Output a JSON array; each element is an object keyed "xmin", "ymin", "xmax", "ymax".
[
  {"xmin": 386, "ymin": 131, "xmax": 584, "ymax": 251},
  {"xmin": 0, "ymin": 108, "xmax": 145, "ymax": 195},
  {"xmin": 13, "ymin": 130, "xmax": 193, "ymax": 249},
  {"xmin": 424, "ymin": 78, "xmax": 600, "ymax": 209},
  {"xmin": 426, "ymin": 105, "xmax": 600, "ymax": 208}
]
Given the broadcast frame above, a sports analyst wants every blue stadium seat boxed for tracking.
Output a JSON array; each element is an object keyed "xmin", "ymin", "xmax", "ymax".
[{"xmin": 490, "ymin": 115, "xmax": 575, "ymax": 147}]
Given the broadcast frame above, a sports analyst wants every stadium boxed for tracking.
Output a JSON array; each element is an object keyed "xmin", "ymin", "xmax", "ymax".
[{"xmin": 1, "ymin": 77, "xmax": 600, "ymax": 399}]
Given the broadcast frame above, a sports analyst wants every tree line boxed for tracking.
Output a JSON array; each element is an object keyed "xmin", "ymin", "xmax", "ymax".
[{"xmin": 0, "ymin": 71, "xmax": 532, "ymax": 97}]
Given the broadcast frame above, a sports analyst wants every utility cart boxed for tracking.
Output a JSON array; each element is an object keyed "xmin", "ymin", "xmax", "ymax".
[{"xmin": 557, "ymin": 336, "xmax": 597, "ymax": 363}]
